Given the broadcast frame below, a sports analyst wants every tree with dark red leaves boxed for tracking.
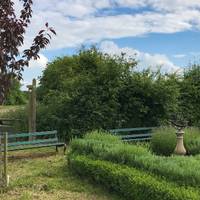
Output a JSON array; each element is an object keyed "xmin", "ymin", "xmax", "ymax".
[{"xmin": 0, "ymin": 0, "xmax": 56, "ymax": 104}]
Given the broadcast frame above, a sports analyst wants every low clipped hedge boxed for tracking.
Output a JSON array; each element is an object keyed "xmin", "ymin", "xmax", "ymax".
[
  {"xmin": 150, "ymin": 127, "xmax": 200, "ymax": 156},
  {"xmin": 70, "ymin": 132, "xmax": 200, "ymax": 187},
  {"xmin": 69, "ymin": 154, "xmax": 200, "ymax": 200}
]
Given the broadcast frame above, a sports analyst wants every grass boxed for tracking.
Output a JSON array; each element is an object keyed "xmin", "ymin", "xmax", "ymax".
[
  {"xmin": 0, "ymin": 105, "xmax": 23, "ymax": 115},
  {"xmin": 0, "ymin": 148, "xmax": 122, "ymax": 200}
]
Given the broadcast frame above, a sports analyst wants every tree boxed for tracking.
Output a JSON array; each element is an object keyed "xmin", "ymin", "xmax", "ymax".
[
  {"xmin": 37, "ymin": 48, "xmax": 180, "ymax": 139},
  {"xmin": 0, "ymin": 0, "xmax": 56, "ymax": 104},
  {"xmin": 180, "ymin": 65, "xmax": 200, "ymax": 126},
  {"xmin": 118, "ymin": 71, "xmax": 180, "ymax": 127},
  {"xmin": 5, "ymin": 78, "xmax": 27, "ymax": 105},
  {"xmin": 37, "ymin": 48, "xmax": 137, "ymax": 138}
]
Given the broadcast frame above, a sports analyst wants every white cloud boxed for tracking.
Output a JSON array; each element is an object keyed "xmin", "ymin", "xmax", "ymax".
[
  {"xmin": 28, "ymin": 54, "xmax": 48, "ymax": 69},
  {"xmin": 149, "ymin": 0, "xmax": 200, "ymax": 12},
  {"xmin": 11, "ymin": 0, "xmax": 200, "ymax": 51},
  {"xmin": 173, "ymin": 54, "xmax": 186, "ymax": 58},
  {"xmin": 100, "ymin": 41, "xmax": 181, "ymax": 73}
]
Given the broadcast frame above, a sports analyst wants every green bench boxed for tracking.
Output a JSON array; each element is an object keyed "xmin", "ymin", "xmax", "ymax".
[
  {"xmin": 109, "ymin": 127, "xmax": 155, "ymax": 142},
  {"xmin": 0, "ymin": 130, "xmax": 66, "ymax": 153}
]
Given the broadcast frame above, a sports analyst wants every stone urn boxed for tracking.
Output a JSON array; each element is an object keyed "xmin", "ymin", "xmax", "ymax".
[{"xmin": 174, "ymin": 128, "xmax": 186, "ymax": 155}]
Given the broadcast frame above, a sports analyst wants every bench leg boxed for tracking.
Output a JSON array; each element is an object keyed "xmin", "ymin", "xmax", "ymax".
[
  {"xmin": 64, "ymin": 144, "xmax": 67, "ymax": 154},
  {"xmin": 56, "ymin": 146, "xmax": 58, "ymax": 153}
]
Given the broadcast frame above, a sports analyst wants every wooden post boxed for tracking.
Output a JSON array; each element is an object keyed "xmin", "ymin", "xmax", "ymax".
[
  {"xmin": 0, "ymin": 134, "xmax": 1, "ymax": 180},
  {"xmin": 32, "ymin": 79, "xmax": 36, "ymax": 133},
  {"xmin": 3, "ymin": 132, "xmax": 8, "ymax": 187},
  {"xmin": 28, "ymin": 84, "xmax": 32, "ymax": 134},
  {"xmin": 27, "ymin": 79, "xmax": 37, "ymax": 140}
]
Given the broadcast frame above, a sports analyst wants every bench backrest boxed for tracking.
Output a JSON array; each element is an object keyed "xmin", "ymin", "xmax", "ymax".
[
  {"xmin": 1, "ymin": 130, "xmax": 58, "ymax": 150},
  {"xmin": 109, "ymin": 127, "xmax": 155, "ymax": 141}
]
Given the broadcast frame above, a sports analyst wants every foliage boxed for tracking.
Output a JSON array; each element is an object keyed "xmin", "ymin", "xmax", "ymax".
[
  {"xmin": 0, "ymin": 0, "xmax": 55, "ymax": 104},
  {"xmin": 150, "ymin": 127, "xmax": 200, "ymax": 156},
  {"xmin": 183, "ymin": 127, "xmax": 200, "ymax": 155},
  {"xmin": 37, "ymin": 48, "xmax": 136, "ymax": 137},
  {"xmin": 70, "ymin": 131, "xmax": 200, "ymax": 187},
  {"xmin": 84, "ymin": 130, "xmax": 122, "ymax": 143},
  {"xmin": 119, "ymin": 71, "xmax": 180, "ymax": 127},
  {"xmin": 4, "ymin": 79, "xmax": 27, "ymax": 105},
  {"xmin": 150, "ymin": 127, "xmax": 176, "ymax": 156},
  {"xmin": 69, "ymin": 154, "xmax": 200, "ymax": 200},
  {"xmin": 179, "ymin": 65, "xmax": 200, "ymax": 127},
  {"xmin": 36, "ymin": 48, "xmax": 180, "ymax": 139}
]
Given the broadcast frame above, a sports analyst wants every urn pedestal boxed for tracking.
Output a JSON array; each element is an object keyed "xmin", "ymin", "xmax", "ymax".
[{"xmin": 174, "ymin": 129, "xmax": 186, "ymax": 155}]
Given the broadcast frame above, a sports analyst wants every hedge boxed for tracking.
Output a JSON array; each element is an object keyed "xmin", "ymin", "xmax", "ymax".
[
  {"xmin": 69, "ymin": 154, "xmax": 200, "ymax": 200},
  {"xmin": 70, "ymin": 136, "xmax": 200, "ymax": 187}
]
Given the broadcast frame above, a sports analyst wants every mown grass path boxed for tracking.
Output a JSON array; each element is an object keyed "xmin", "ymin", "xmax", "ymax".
[{"xmin": 0, "ymin": 148, "xmax": 122, "ymax": 200}]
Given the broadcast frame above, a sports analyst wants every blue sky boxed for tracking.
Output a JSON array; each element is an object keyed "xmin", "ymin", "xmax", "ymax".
[{"xmin": 14, "ymin": 0, "xmax": 200, "ymax": 89}]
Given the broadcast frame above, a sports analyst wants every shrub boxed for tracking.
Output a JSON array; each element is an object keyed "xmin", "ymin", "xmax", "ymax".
[
  {"xmin": 150, "ymin": 127, "xmax": 200, "ymax": 156},
  {"xmin": 185, "ymin": 127, "xmax": 200, "ymax": 155},
  {"xmin": 69, "ymin": 154, "xmax": 200, "ymax": 200},
  {"xmin": 150, "ymin": 127, "xmax": 176, "ymax": 156},
  {"xmin": 37, "ymin": 48, "xmax": 181, "ymax": 138},
  {"xmin": 70, "ymin": 133, "xmax": 200, "ymax": 187},
  {"xmin": 84, "ymin": 130, "xmax": 122, "ymax": 144}
]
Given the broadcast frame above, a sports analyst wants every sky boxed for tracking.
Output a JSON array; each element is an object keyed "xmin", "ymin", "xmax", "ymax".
[{"xmin": 13, "ymin": 0, "xmax": 200, "ymax": 90}]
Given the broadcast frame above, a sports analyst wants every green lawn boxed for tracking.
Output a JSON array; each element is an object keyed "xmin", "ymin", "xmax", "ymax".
[{"xmin": 0, "ymin": 148, "xmax": 122, "ymax": 200}]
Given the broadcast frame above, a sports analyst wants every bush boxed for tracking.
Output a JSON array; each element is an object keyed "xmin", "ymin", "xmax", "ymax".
[
  {"xmin": 185, "ymin": 127, "xmax": 200, "ymax": 155},
  {"xmin": 69, "ymin": 154, "xmax": 200, "ymax": 200},
  {"xmin": 180, "ymin": 65, "xmax": 200, "ymax": 127},
  {"xmin": 150, "ymin": 127, "xmax": 200, "ymax": 156},
  {"xmin": 36, "ymin": 48, "xmax": 180, "ymax": 139},
  {"xmin": 70, "ymin": 132, "xmax": 200, "ymax": 187},
  {"xmin": 150, "ymin": 127, "xmax": 176, "ymax": 156},
  {"xmin": 84, "ymin": 130, "xmax": 122, "ymax": 144}
]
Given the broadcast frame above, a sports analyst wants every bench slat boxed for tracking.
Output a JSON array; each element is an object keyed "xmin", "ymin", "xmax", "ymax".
[
  {"xmin": 8, "ymin": 130, "xmax": 57, "ymax": 139},
  {"xmin": 120, "ymin": 133, "xmax": 152, "ymax": 139},
  {"xmin": 123, "ymin": 137, "xmax": 151, "ymax": 142},
  {"xmin": 110, "ymin": 127, "xmax": 154, "ymax": 133},
  {"xmin": 0, "ymin": 130, "xmax": 66, "ymax": 152},
  {"xmin": 6, "ymin": 138, "xmax": 58, "ymax": 147}
]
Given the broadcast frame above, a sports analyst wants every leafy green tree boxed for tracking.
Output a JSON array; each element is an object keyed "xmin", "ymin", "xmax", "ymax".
[
  {"xmin": 5, "ymin": 79, "xmax": 27, "ymax": 105},
  {"xmin": 37, "ymin": 48, "xmax": 137, "ymax": 139},
  {"xmin": 180, "ymin": 65, "xmax": 200, "ymax": 126},
  {"xmin": 37, "ymin": 48, "xmax": 180, "ymax": 139},
  {"xmin": 118, "ymin": 70, "xmax": 180, "ymax": 127}
]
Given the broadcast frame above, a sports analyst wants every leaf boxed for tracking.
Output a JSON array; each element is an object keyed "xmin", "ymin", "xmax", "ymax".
[
  {"xmin": 50, "ymin": 28, "xmax": 56, "ymax": 35},
  {"xmin": 39, "ymin": 30, "xmax": 45, "ymax": 34}
]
